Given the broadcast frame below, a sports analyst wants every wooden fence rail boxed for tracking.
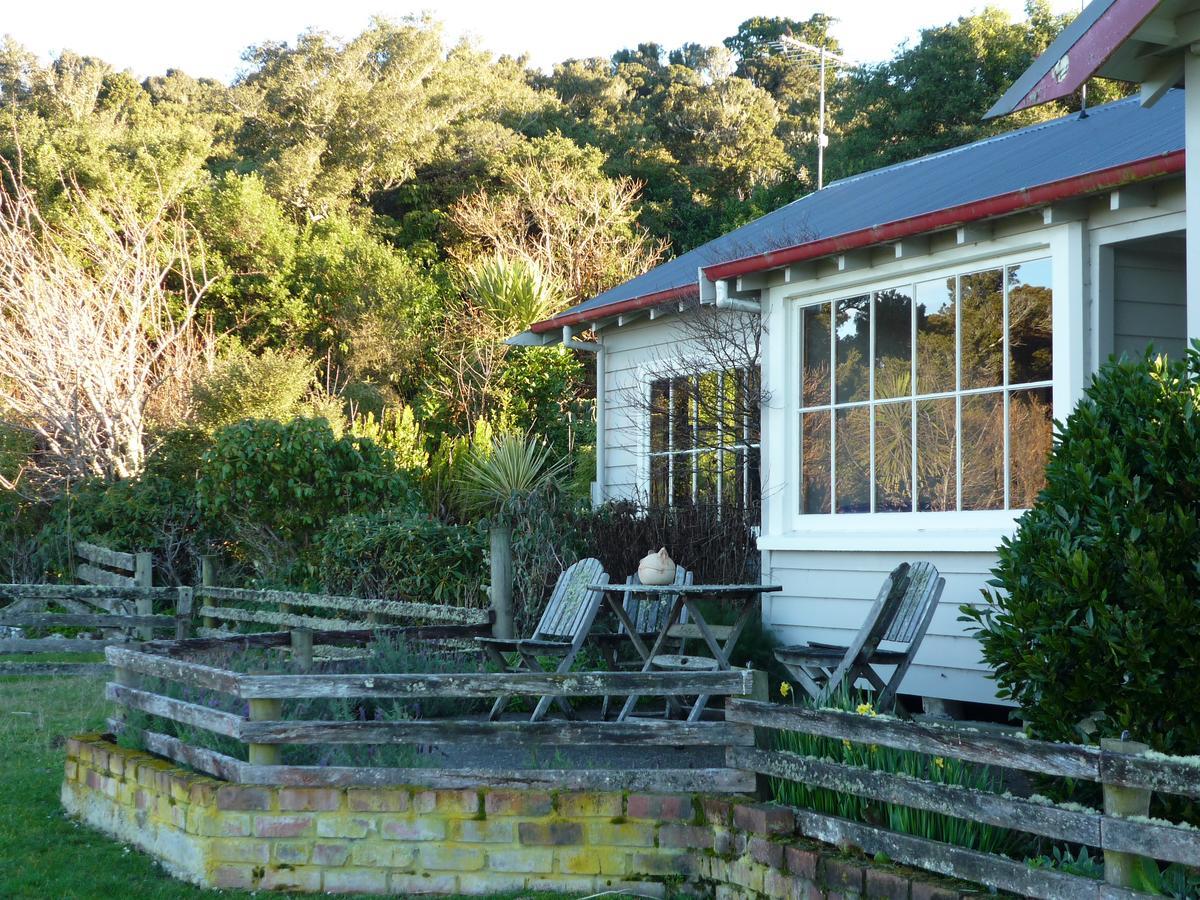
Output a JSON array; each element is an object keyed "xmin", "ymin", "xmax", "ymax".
[
  {"xmin": 103, "ymin": 635, "xmax": 760, "ymax": 793},
  {"xmin": 727, "ymin": 698, "xmax": 1200, "ymax": 899}
]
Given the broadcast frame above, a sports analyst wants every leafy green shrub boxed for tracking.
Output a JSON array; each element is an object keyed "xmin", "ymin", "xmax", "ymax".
[
  {"xmin": 192, "ymin": 344, "xmax": 321, "ymax": 431},
  {"xmin": 197, "ymin": 418, "xmax": 418, "ymax": 579},
  {"xmin": 964, "ymin": 349, "xmax": 1200, "ymax": 754},
  {"xmin": 317, "ymin": 508, "xmax": 486, "ymax": 606},
  {"xmin": 771, "ymin": 684, "xmax": 1017, "ymax": 855}
]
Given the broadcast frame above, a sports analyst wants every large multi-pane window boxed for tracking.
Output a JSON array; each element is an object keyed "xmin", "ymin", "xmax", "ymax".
[
  {"xmin": 799, "ymin": 258, "xmax": 1053, "ymax": 515},
  {"xmin": 649, "ymin": 370, "xmax": 761, "ymax": 511}
]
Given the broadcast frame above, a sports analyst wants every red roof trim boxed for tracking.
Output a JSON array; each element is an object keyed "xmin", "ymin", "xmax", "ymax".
[
  {"xmin": 703, "ymin": 149, "xmax": 1183, "ymax": 281},
  {"xmin": 530, "ymin": 283, "xmax": 697, "ymax": 334},
  {"xmin": 531, "ymin": 148, "xmax": 1183, "ymax": 334},
  {"xmin": 1010, "ymin": 0, "xmax": 1159, "ymax": 114}
]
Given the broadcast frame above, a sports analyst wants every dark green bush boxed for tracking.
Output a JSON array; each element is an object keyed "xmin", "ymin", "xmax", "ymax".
[
  {"xmin": 964, "ymin": 348, "xmax": 1200, "ymax": 753},
  {"xmin": 197, "ymin": 418, "xmax": 418, "ymax": 580},
  {"xmin": 317, "ymin": 508, "xmax": 487, "ymax": 606}
]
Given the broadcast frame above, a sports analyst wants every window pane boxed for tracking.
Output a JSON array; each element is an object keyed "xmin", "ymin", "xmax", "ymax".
[
  {"xmin": 961, "ymin": 269, "xmax": 1004, "ymax": 389},
  {"xmin": 916, "ymin": 398, "xmax": 956, "ymax": 511},
  {"xmin": 1008, "ymin": 259, "xmax": 1053, "ymax": 384},
  {"xmin": 875, "ymin": 400, "xmax": 913, "ymax": 512},
  {"xmin": 721, "ymin": 370, "xmax": 741, "ymax": 445},
  {"xmin": 747, "ymin": 369, "xmax": 762, "ymax": 443},
  {"xmin": 801, "ymin": 411, "xmax": 831, "ymax": 514},
  {"xmin": 874, "ymin": 288, "xmax": 913, "ymax": 400},
  {"xmin": 802, "ymin": 303, "xmax": 832, "ymax": 406},
  {"xmin": 696, "ymin": 451, "xmax": 718, "ymax": 507},
  {"xmin": 672, "ymin": 454, "xmax": 693, "ymax": 507},
  {"xmin": 650, "ymin": 380, "xmax": 669, "ymax": 454},
  {"xmin": 721, "ymin": 449, "xmax": 743, "ymax": 510},
  {"xmin": 697, "ymin": 372, "xmax": 719, "ymax": 448},
  {"xmin": 650, "ymin": 455, "xmax": 669, "ymax": 508},
  {"xmin": 835, "ymin": 295, "xmax": 870, "ymax": 404},
  {"xmin": 915, "ymin": 277, "xmax": 956, "ymax": 395},
  {"xmin": 1010, "ymin": 387, "xmax": 1053, "ymax": 508},
  {"xmin": 961, "ymin": 392, "xmax": 1004, "ymax": 510},
  {"xmin": 671, "ymin": 377, "xmax": 693, "ymax": 452},
  {"xmin": 835, "ymin": 406, "xmax": 871, "ymax": 513},
  {"xmin": 747, "ymin": 446, "xmax": 761, "ymax": 512}
]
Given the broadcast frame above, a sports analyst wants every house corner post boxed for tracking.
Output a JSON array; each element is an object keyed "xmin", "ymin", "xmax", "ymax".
[{"xmin": 592, "ymin": 338, "xmax": 606, "ymax": 508}]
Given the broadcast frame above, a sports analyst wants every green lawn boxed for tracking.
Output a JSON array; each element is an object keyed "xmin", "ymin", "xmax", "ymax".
[{"xmin": 0, "ymin": 673, "xmax": 576, "ymax": 900}]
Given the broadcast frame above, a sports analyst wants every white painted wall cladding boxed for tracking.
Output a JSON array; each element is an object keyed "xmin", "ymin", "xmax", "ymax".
[{"xmin": 594, "ymin": 177, "xmax": 1186, "ymax": 706}]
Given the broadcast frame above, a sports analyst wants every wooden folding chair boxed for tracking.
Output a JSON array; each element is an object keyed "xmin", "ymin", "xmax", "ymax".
[
  {"xmin": 773, "ymin": 562, "xmax": 945, "ymax": 713},
  {"xmin": 475, "ymin": 557, "xmax": 609, "ymax": 722}
]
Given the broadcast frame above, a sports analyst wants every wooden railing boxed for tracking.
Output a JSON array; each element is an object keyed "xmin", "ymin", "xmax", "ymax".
[
  {"xmin": 104, "ymin": 629, "xmax": 761, "ymax": 793},
  {"xmin": 74, "ymin": 540, "xmax": 152, "ymax": 590},
  {"xmin": 0, "ymin": 583, "xmax": 192, "ymax": 675},
  {"xmin": 727, "ymin": 699, "xmax": 1200, "ymax": 899}
]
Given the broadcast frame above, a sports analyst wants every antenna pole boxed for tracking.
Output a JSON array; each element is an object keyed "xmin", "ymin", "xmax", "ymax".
[{"xmin": 818, "ymin": 46, "xmax": 827, "ymax": 190}]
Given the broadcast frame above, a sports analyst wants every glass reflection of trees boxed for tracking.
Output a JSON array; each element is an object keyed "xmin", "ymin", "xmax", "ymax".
[{"xmin": 799, "ymin": 258, "xmax": 1053, "ymax": 514}]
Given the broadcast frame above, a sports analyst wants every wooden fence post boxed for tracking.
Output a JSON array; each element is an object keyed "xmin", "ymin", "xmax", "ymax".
[
  {"xmin": 291, "ymin": 627, "xmax": 313, "ymax": 673},
  {"xmin": 200, "ymin": 555, "xmax": 216, "ymax": 631},
  {"xmin": 247, "ymin": 699, "xmax": 282, "ymax": 766},
  {"xmin": 1102, "ymin": 736, "xmax": 1153, "ymax": 889},
  {"xmin": 134, "ymin": 552, "xmax": 154, "ymax": 641},
  {"xmin": 174, "ymin": 587, "xmax": 194, "ymax": 641},
  {"xmin": 489, "ymin": 524, "xmax": 513, "ymax": 639}
]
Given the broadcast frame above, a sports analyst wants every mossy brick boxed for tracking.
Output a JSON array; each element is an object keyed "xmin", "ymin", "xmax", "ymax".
[
  {"xmin": 727, "ymin": 857, "xmax": 767, "ymax": 893},
  {"xmin": 626, "ymin": 793, "xmax": 692, "ymax": 821},
  {"xmin": 484, "ymin": 789, "xmax": 553, "ymax": 817},
  {"xmin": 197, "ymin": 812, "xmax": 251, "ymax": 837},
  {"xmin": 749, "ymin": 836, "xmax": 786, "ymax": 869},
  {"xmin": 66, "ymin": 737, "xmax": 83, "ymax": 759},
  {"xmin": 212, "ymin": 838, "xmax": 270, "ymax": 864},
  {"xmin": 786, "ymin": 845, "xmax": 819, "ymax": 879},
  {"xmin": 316, "ymin": 816, "xmax": 375, "ymax": 839},
  {"xmin": 413, "ymin": 788, "xmax": 479, "ymax": 816},
  {"xmin": 556, "ymin": 791, "xmax": 623, "ymax": 818},
  {"xmin": 261, "ymin": 866, "xmax": 322, "ymax": 892},
  {"xmin": 348, "ymin": 788, "xmax": 408, "ymax": 812},
  {"xmin": 733, "ymin": 802, "xmax": 795, "ymax": 836},
  {"xmin": 311, "ymin": 842, "xmax": 350, "ymax": 866},
  {"xmin": 63, "ymin": 759, "xmax": 78, "ymax": 782},
  {"xmin": 212, "ymin": 864, "xmax": 257, "ymax": 890},
  {"xmin": 350, "ymin": 843, "xmax": 416, "ymax": 868},
  {"xmin": 609, "ymin": 880, "xmax": 667, "ymax": 899},
  {"xmin": 381, "ymin": 817, "xmax": 446, "ymax": 841},
  {"xmin": 631, "ymin": 851, "xmax": 699, "ymax": 878},
  {"xmin": 419, "ymin": 845, "xmax": 485, "ymax": 872},
  {"xmin": 587, "ymin": 821, "xmax": 656, "ymax": 847},
  {"xmin": 659, "ymin": 824, "xmax": 715, "ymax": 850},
  {"xmin": 188, "ymin": 780, "xmax": 218, "ymax": 807},
  {"xmin": 324, "ymin": 867, "xmax": 389, "ymax": 893},
  {"xmin": 518, "ymin": 820, "xmax": 583, "ymax": 846},
  {"xmin": 822, "ymin": 856, "xmax": 866, "ymax": 894},
  {"xmin": 390, "ymin": 873, "xmax": 458, "ymax": 894},
  {"xmin": 452, "ymin": 819, "xmax": 515, "ymax": 843},
  {"xmin": 911, "ymin": 882, "xmax": 961, "ymax": 900},
  {"xmin": 279, "ymin": 787, "xmax": 342, "ymax": 811},
  {"xmin": 217, "ymin": 785, "xmax": 271, "ymax": 811},
  {"xmin": 92, "ymin": 747, "xmax": 109, "ymax": 773},
  {"xmin": 713, "ymin": 827, "xmax": 746, "ymax": 857},
  {"xmin": 85, "ymin": 769, "xmax": 102, "ymax": 792},
  {"xmin": 108, "ymin": 753, "xmax": 125, "ymax": 778},
  {"xmin": 703, "ymin": 796, "xmax": 735, "ymax": 826},
  {"xmin": 253, "ymin": 815, "xmax": 314, "ymax": 838},
  {"xmin": 866, "ymin": 868, "xmax": 913, "ymax": 899},
  {"xmin": 134, "ymin": 789, "xmax": 149, "ymax": 812},
  {"xmin": 558, "ymin": 847, "xmax": 627, "ymax": 876},
  {"xmin": 529, "ymin": 875, "xmax": 599, "ymax": 893},
  {"xmin": 486, "ymin": 848, "xmax": 555, "ymax": 873},
  {"xmin": 273, "ymin": 841, "xmax": 312, "ymax": 865},
  {"xmin": 766, "ymin": 869, "xmax": 813, "ymax": 898}
]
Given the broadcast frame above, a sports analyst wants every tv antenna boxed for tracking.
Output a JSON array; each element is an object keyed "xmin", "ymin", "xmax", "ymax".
[{"xmin": 771, "ymin": 35, "xmax": 852, "ymax": 190}]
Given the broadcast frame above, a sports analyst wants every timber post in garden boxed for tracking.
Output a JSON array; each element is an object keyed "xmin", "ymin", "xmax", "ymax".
[
  {"xmin": 200, "ymin": 555, "xmax": 216, "ymax": 631},
  {"xmin": 290, "ymin": 627, "xmax": 313, "ymax": 672},
  {"xmin": 1101, "ymin": 736, "xmax": 1153, "ymax": 889},
  {"xmin": 134, "ymin": 551, "xmax": 154, "ymax": 641},
  {"xmin": 489, "ymin": 523, "xmax": 513, "ymax": 639},
  {"xmin": 247, "ymin": 699, "xmax": 283, "ymax": 766}
]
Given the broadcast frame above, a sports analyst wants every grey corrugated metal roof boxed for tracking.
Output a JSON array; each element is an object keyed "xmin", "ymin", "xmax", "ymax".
[{"xmin": 550, "ymin": 90, "xmax": 1182, "ymax": 324}]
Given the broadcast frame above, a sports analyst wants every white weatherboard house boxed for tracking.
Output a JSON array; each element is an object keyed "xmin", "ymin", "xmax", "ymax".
[{"xmin": 514, "ymin": 29, "xmax": 1193, "ymax": 706}]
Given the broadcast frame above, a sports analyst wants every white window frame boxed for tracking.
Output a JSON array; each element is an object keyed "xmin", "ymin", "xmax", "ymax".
[{"xmin": 760, "ymin": 230, "xmax": 1083, "ymax": 551}]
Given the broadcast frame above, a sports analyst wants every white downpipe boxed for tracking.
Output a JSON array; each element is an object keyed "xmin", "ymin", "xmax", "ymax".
[{"xmin": 714, "ymin": 277, "xmax": 761, "ymax": 313}]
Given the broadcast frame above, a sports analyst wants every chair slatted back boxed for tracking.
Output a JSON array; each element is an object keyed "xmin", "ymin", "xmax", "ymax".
[
  {"xmin": 532, "ymin": 557, "xmax": 608, "ymax": 641},
  {"xmin": 848, "ymin": 563, "xmax": 912, "ymax": 663},
  {"xmin": 883, "ymin": 561, "xmax": 943, "ymax": 646},
  {"xmin": 620, "ymin": 566, "xmax": 693, "ymax": 635}
]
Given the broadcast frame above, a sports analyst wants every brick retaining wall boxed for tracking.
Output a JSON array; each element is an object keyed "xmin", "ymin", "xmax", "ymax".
[{"xmin": 62, "ymin": 733, "xmax": 975, "ymax": 898}]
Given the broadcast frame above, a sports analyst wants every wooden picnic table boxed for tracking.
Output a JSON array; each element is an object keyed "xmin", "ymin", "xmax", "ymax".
[{"xmin": 589, "ymin": 582, "xmax": 782, "ymax": 722}]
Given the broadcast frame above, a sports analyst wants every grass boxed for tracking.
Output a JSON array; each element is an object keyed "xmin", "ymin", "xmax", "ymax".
[{"xmin": 0, "ymin": 673, "xmax": 580, "ymax": 899}]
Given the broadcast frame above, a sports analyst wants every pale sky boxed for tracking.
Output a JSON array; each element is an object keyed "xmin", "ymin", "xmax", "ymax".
[{"xmin": 5, "ymin": 0, "xmax": 1082, "ymax": 82}]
